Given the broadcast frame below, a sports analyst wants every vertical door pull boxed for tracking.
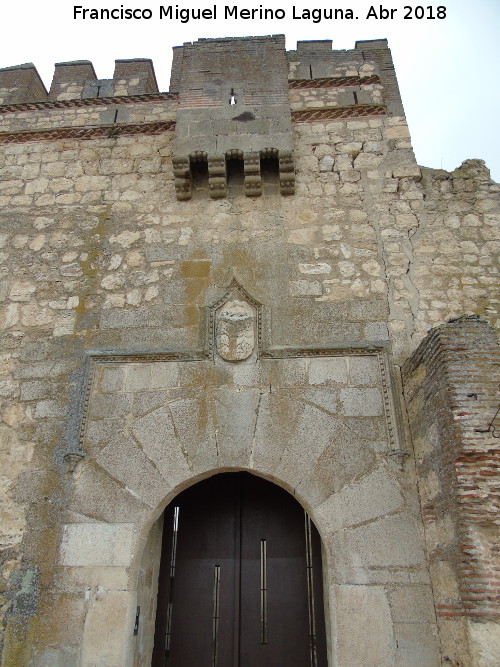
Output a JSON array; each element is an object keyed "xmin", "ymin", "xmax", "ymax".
[
  {"xmin": 212, "ymin": 565, "xmax": 221, "ymax": 667},
  {"xmin": 165, "ymin": 506, "xmax": 180, "ymax": 657},
  {"xmin": 305, "ymin": 513, "xmax": 317, "ymax": 667},
  {"xmin": 260, "ymin": 539, "xmax": 267, "ymax": 644}
]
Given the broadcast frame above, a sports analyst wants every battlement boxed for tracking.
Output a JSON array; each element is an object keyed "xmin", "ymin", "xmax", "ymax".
[
  {"xmin": 0, "ymin": 37, "xmax": 399, "ymax": 108},
  {"xmin": 0, "ymin": 36, "xmax": 403, "ymax": 201},
  {"xmin": 288, "ymin": 37, "xmax": 402, "ymax": 115},
  {"xmin": 0, "ymin": 62, "xmax": 48, "ymax": 104},
  {"xmin": 0, "ymin": 57, "xmax": 159, "ymax": 105}
]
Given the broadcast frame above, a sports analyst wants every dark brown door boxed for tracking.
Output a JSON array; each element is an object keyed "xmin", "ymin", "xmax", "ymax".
[{"xmin": 152, "ymin": 473, "xmax": 327, "ymax": 667}]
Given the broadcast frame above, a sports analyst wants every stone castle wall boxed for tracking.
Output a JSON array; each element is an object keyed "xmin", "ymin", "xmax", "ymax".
[
  {"xmin": 0, "ymin": 36, "xmax": 498, "ymax": 666},
  {"xmin": 403, "ymin": 317, "xmax": 500, "ymax": 666}
]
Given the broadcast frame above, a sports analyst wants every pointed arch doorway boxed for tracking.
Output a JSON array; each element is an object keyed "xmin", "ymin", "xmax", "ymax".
[{"xmin": 152, "ymin": 472, "xmax": 328, "ymax": 666}]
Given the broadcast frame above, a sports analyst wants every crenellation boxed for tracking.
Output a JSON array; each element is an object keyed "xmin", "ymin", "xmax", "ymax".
[
  {"xmin": 49, "ymin": 60, "xmax": 97, "ymax": 101},
  {"xmin": 112, "ymin": 58, "xmax": 159, "ymax": 96},
  {"xmin": 289, "ymin": 40, "xmax": 365, "ymax": 80},
  {"xmin": 355, "ymin": 40, "xmax": 404, "ymax": 116},
  {"xmin": 0, "ymin": 63, "xmax": 48, "ymax": 105}
]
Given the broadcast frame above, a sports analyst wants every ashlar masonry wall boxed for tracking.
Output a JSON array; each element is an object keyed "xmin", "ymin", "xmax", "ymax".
[{"xmin": 0, "ymin": 35, "xmax": 498, "ymax": 666}]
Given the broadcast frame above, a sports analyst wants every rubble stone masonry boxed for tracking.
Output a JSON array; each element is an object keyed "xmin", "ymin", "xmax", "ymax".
[{"xmin": 0, "ymin": 36, "xmax": 498, "ymax": 666}]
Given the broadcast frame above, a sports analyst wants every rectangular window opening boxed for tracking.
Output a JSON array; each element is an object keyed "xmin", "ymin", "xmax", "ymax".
[
  {"xmin": 226, "ymin": 157, "xmax": 244, "ymax": 198},
  {"xmin": 190, "ymin": 157, "xmax": 209, "ymax": 197},
  {"xmin": 260, "ymin": 156, "xmax": 280, "ymax": 194}
]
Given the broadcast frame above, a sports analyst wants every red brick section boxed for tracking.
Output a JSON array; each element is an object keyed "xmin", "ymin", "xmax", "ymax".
[
  {"xmin": 292, "ymin": 105, "xmax": 385, "ymax": 122},
  {"xmin": 0, "ymin": 92, "xmax": 178, "ymax": 114},
  {"xmin": 403, "ymin": 317, "xmax": 500, "ymax": 621},
  {"xmin": 177, "ymin": 36, "xmax": 290, "ymax": 109},
  {"xmin": 0, "ymin": 64, "xmax": 48, "ymax": 104},
  {"xmin": 288, "ymin": 75, "xmax": 380, "ymax": 89},
  {"xmin": 0, "ymin": 120, "xmax": 175, "ymax": 144}
]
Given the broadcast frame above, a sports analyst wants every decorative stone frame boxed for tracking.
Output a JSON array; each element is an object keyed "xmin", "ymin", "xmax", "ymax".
[{"xmin": 47, "ymin": 322, "xmax": 441, "ymax": 666}]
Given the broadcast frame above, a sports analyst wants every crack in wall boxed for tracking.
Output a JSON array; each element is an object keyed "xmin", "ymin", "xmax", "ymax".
[{"xmin": 249, "ymin": 389, "xmax": 264, "ymax": 469}]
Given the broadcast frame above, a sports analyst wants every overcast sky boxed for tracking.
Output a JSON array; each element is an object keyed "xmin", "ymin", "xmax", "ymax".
[{"xmin": 1, "ymin": 0, "xmax": 499, "ymax": 181}]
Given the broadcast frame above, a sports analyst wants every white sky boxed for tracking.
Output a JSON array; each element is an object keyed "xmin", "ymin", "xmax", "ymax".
[{"xmin": 1, "ymin": 0, "xmax": 499, "ymax": 181}]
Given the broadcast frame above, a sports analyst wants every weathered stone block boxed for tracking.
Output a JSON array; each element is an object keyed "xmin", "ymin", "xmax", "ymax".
[
  {"xmin": 388, "ymin": 585, "xmax": 436, "ymax": 623},
  {"xmin": 339, "ymin": 387, "xmax": 383, "ymax": 416},
  {"xmin": 289, "ymin": 280, "xmax": 322, "ymax": 296},
  {"xmin": 89, "ymin": 393, "xmax": 132, "ymax": 419},
  {"xmin": 30, "ymin": 646, "xmax": 80, "ymax": 667},
  {"xmin": 19, "ymin": 380, "xmax": 51, "ymax": 401},
  {"xmin": 34, "ymin": 399, "xmax": 66, "ymax": 418},
  {"xmin": 348, "ymin": 355, "xmax": 380, "ymax": 385},
  {"xmin": 131, "ymin": 390, "xmax": 170, "ymax": 417},
  {"xmin": 80, "ymin": 590, "xmax": 132, "ymax": 667},
  {"xmin": 301, "ymin": 387, "xmax": 337, "ymax": 413},
  {"xmin": 393, "ymin": 622, "xmax": 440, "ymax": 667},
  {"xmin": 95, "ymin": 436, "xmax": 168, "ymax": 507},
  {"xmin": 345, "ymin": 513, "xmax": 427, "ymax": 567},
  {"xmin": 275, "ymin": 403, "xmax": 348, "ymax": 489},
  {"xmin": 364, "ymin": 321, "xmax": 389, "ymax": 339},
  {"xmin": 315, "ymin": 465, "xmax": 403, "ymax": 533},
  {"xmin": 101, "ymin": 310, "xmax": 153, "ymax": 329},
  {"xmin": 60, "ymin": 523, "xmax": 135, "ymax": 567},
  {"xmin": 69, "ymin": 462, "xmax": 150, "ymax": 525},
  {"xmin": 99, "ymin": 366, "xmax": 126, "ymax": 393},
  {"xmin": 212, "ymin": 389, "xmax": 262, "ymax": 467},
  {"xmin": 309, "ymin": 357, "xmax": 348, "ymax": 385},
  {"xmin": 334, "ymin": 584, "xmax": 396, "ymax": 666},
  {"xmin": 131, "ymin": 406, "xmax": 191, "ymax": 484}
]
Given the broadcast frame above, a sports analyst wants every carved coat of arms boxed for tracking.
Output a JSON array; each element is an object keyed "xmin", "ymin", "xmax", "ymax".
[{"xmin": 215, "ymin": 298, "xmax": 255, "ymax": 361}]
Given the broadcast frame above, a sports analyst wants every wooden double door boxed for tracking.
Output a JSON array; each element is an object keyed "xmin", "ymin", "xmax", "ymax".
[{"xmin": 152, "ymin": 472, "xmax": 327, "ymax": 666}]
